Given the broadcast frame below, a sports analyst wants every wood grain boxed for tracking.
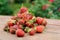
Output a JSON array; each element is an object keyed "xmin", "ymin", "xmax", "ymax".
[{"xmin": 0, "ymin": 16, "xmax": 60, "ymax": 40}]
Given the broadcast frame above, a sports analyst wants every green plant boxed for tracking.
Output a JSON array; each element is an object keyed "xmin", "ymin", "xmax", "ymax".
[
  {"xmin": 30, "ymin": 0, "xmax": 60, "ymax": 19},
  {"xmin": 0, "ymin": 0, "xmax": 13, "ymax": 15},
  {"xmin": 14, "ymin": 0, "xmax": 24, "ymax": 3}
]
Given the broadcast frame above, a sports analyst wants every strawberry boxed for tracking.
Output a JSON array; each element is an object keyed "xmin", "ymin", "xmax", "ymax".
[
  {"xmin": 25, "ymin": 17, "xmax": 36, "ymax": 27},
  {"xmin": 8, "ymin": 21, "xmax": 14, "ymax": 27},
  {"xmin": 12, "ymin": 24, "xmax": 23, "ymax": 30},
  {"xmin": 19, "ymin": 19, "xmax": 25, "ymax": 25},
  {"xmin": 25, "ymin": 22, "xmax": 31, "ymax": 27},
  {"xmin": 58, "ymin": 8, "xmax": 60, "ymax": 12},
  {"xmin": 29, "ymin": 29, "xmax": 35, "ymax": 35},
  {"xmin": 42, "ymin": 5, "xmax": 48, "ymax": 10},
  {"xmin": 29, "ymin": 24, "xmax": 34, "ymax": 28},
  {"xmin": 16, "ymin": 22, "xmax": 20, "ymax": 25},
  {"xmin": 42, "ymin": 19, "xmax": 47, "ymax": 26},
  {"xmin": 21, "ymin": 13, "xmax": 28, "ymax": 21},
  {"xmin": 49, "ymin": 0, "xmax": 54, "ymax": 3},
  {"xmin": 36, "ymin": 17, "xmax": 43, "ymax": 25},
  {"xmin": 12, "ymin": 25, "xmax": 19, "ymax": 30},
  {"xmin": 26, "ymin": 14, "xmax": 33, "ymax": 20},
  {"xmin": 36, "ymin": 25, "xmax": 44, "ymax": 33},
  {"xmin": 18, "ymin": 25, "xmax": 23, "ymax": 29},
  {"xmin": 17, "ymin": 13, "xmax": 22, "ymax": 18},
  {"xmin": 9, "ymin": 28, "xmax": 16, "ymax": 34},
  {"xmin": 16, "ymin": 29, "xmax": 25, "ymax": 37},
  {"xmin": 20, "ymin": 7, "xmax": 28, "ymax": 13}
]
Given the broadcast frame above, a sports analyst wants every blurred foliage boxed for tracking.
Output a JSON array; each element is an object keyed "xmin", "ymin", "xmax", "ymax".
[
  {"xmin": 30, "ymin": 0, "xmax": 60, "ymax": 19},
  {"xmin": 9, "ymin": 4, "xmax": 21, "ymax": 15},
  {"xmin": 0, "ymin": 0, "xmax": 60, "ymax": 19},
  {"xmin": 14, "ymin": 0, "xmax": 24, "ymax": 3},
  {"xmin": 14, "ymin": 0, "xmax": 34, "ymax": 3},
  {"xmin": 0, "ymin": 0, "xmax": 13, "ymax": 15}
]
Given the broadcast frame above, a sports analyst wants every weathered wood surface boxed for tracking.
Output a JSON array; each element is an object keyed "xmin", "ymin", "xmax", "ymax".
[{"xmin": 0, "ymin": 16, "xmax": 60, "ymax": 40}]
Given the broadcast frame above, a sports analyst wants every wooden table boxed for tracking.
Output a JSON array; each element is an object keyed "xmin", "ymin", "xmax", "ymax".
[{"xmin": 0, "ymin": 16, "xmax": 60, "ymax": 40}]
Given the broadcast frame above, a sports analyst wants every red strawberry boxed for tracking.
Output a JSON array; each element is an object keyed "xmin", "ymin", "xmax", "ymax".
[
  {"xmin": 16, "ymin": 29, "xmax": 25, "ymax": 37},
  {"xmin": 20, "ymin": 7, "xmax": 28, "ymax": 13},
  {"xmin": 29, "ymin": 29, "xmax": 35, "ymax": 35},
  {"xmin": 26, "ymin": 14, "xmax": 33, "ymax": 20},
  {"xmin": 36, "ymin": 17, "xmax": 43, "ymax": 25},
  {"xmin": 42, "ymin": 5, "xmax": 48, "ymax": 10},
  {"xmin": 19, "ymin": 19, "xmax": 25, "ymax": 25},
  {"xmin": 10, "ymin": 25, "xmax": 22, "ymax": 30},
  {"xmin": 8, "ymin": 21, "xmax": 14, "ymax": 27},
  {"xmin": 29, "ymin": 24, "xmax": 34, "ymax": 28},
  {"xmin": 17, "ymin": 13, "xmax": 22, "ymax": 18},
  {"xmin": 25, "ymin": 22, "xmax": 31, "ymax": 27},
  {"xmin": 21, "ymin": 13, "xmax": 28, "ymax": 21},
  {"xmin": 12, "ymin": 25, "xmax": 19, "ymax": 30},
  {"xmin": 36, "ymin": 25, "xmax": 44, "ymax": 33},
  {"xmin": 16, "ymin": 22, "xmax": 20, "ymax": 25},
  {"xmin": 49, "ymin": 0, "xmax": 54, "ymax": 3},
  {"xmin": 42, "ymin": 19, "xmax": 47, "ymax": 26},
  {"xmin": 58, "ymin": 8, "xmax": 60, "ymax": 12},
  {"xmin": 18, "ymin": 25, "xmax": 23, "ymax": 29},
  {"xmin": 9, "ymin": 28, "xmax": 16, "ymax": 34}
]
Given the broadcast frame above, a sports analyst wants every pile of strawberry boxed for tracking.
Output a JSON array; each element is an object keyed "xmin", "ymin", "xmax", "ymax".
[{"xmin": 4, "ymin": 7, "xmax": 47, "ymax": 37}]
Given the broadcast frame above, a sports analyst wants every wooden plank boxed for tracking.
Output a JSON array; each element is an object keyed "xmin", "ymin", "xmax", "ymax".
[{"xmin": 0, "ymin": 16, "xmax": 60, "ymax": 40}]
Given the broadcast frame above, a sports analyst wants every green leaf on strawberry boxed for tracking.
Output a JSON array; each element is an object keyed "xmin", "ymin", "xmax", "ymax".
[
  {"xmin": 4, "ymin": 26, "xmax": 9, "ymax": 32},
  {"xmin": 10, "ymin": 20, "xmax": 16, "ymax": 24},
  {"xmin": 24, "ymin": 27, "xmax": 31, "ymax": 33}
]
